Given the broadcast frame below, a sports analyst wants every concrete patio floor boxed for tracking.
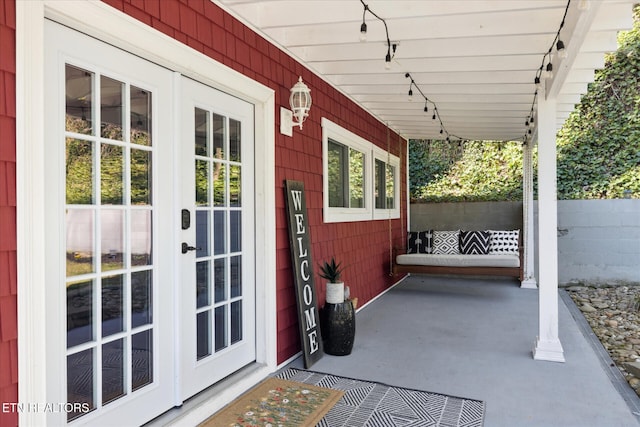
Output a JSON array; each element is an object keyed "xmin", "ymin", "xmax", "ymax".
[{"xmin": 283, "ymin": 275, "xmax": 640, "ymax": 426}]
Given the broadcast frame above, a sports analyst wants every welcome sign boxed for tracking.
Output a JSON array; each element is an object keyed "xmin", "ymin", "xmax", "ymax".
[{"xmin": 284, "ymin": 180, "xmax": 324, "ymax": 368}]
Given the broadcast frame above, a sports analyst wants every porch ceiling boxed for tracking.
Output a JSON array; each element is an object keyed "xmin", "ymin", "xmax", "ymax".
[{"xmin": 216, "ymin": 0, "xmax": 634, "ymax": 141}]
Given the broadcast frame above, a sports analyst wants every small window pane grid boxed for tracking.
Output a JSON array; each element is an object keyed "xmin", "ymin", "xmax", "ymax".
[
  {"xmin": 65, "ymin": 65, "xmax": 154, "ymax": 421},
  {"xmin": 194, "ymin": 109, "xmax": 244, "ymax": 361}
]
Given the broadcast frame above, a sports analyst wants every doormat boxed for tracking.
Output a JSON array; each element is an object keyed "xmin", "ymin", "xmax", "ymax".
[
  {"xmin": 277, "ymin": 368, "xmax": 485, "ymax": 427},
  {"xmin": 199, "ymin": 377, "xmax": 344, "ymax": 427}
]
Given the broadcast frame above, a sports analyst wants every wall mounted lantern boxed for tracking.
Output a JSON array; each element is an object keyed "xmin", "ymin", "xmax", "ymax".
[{"xmin": 281, "ymin": 76, "xmax": 312, "ymax": 136}]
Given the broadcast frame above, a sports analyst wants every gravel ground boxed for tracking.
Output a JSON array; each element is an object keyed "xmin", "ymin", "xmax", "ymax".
[{"xmin": 566, "ymin": 285, "xmax": 640, "ymax": 396}]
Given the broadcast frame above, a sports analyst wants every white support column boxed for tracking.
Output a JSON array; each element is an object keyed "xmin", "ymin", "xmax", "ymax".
[
  {"xmin": 533, "ymin": 91, "xmax": 565, "ymax": 362},
  {"xmin": 521, "ymin": 139, "xmax": 537, "ymax": 289}
]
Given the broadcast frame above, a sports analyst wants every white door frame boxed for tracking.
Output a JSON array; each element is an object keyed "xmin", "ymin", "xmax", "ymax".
[{"xmin": 17, "ymin": 1, "xmax": 276, "ymax": 425}]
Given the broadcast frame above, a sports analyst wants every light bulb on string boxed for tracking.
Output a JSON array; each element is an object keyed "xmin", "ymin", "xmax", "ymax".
[{"xmin": 556, "ymin": 40, "xmax": 567, "ymax": 59}]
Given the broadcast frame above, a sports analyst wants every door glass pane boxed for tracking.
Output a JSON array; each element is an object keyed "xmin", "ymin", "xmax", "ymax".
[
  {"xmin": 229, "ymin": 165, "xmax": 241, "ymax": 207},
  {"xmin": 214, "ymin": 306, "xmax": 227, "ymax": 352},
  {"xmin": 195, "ymin": 108, "xmax": 209, "ymax": 156},
  {"xmin": 131, "ymin": 87, "xmax": 151, "ymax": 146},
  {"xmin": 196, "ymin": 210, "xmax": 210, "ymax": 257},
  {"xmin": 230, "ymin": 211, "xmax": 241, "ymax": 253},
  {"xmin": 195, "ymin": 160, "xmax": 209, "ymax": 207},
  {"xmin": 102, "ymin": 275, "xmax": 124, "ymax": 337},
  {"xmin": 196, "ymin": 311, "xmax": 211, "ymax": 360},
  {"xmin": 212, "ymin": 113, "xmax": 225, "ymax": 159},
  {"xmin": 66, "ymin": 138, "xmax": 94, "ymax": 205},
  {"xmin": 196, "ymin": 261, "xmax": 210, "ymax": 308},
  {"xmin": 132, "ymin": 330, "xmax": 153, "ymax": 391},
  {"xmin": 131, "ymin": 270, "xmax": 152, "ymax": 328},
  {"xmin": 229, "ymin": 118, "xmax": 240, "ymax": 162},
  {"xmin": 66, "ymin": 65, "xmax": 93, "ymax": 135},
  {"xmin": 214, "ymin": 211, "xmax": 226, "ymax": 255},
  {"xmin": 214, "ymin": 258, "xmax": 226, "ymax": 303},
  {"xmin": 66, "ymin": 209, "xmax": 94, "ymax": 276},
  {"xmin": 213, "ymin": 163, "xmax": 226, "ymax": 206},
  {"xmin": 131, "ymin": 149, "xmax": 152, "ymax": 205},
  {"xmin": 102, "ymin": 338, "xmax": 125, "ymax": 405},
  {"xmin": 101, "ymin": 209, "xmax": 124, "ymax": 272},
  {"xmin": 67, "ymin": 279, "xmax": 93, "ymax": 348},
  {"xmin": 131, "ymin": 210, "xmax": 152, "ymax": 266},
  {"xmin": 230, "ymin": 256, "xmax": 241, "ymax": 298},
  {"xmin": 67, "ymin": 349, "xmax": 95, "ymax": 421},
  {"xmin": 231, "ymin": 301, "xmax": 242, "ymax": 344},
  {"xmin": 100, "ymin": 76, "xmax": 124, "ymax": 140},
  {"xmin": 101, "ymin": 144, "xmax": 124, "ymax": 205}
]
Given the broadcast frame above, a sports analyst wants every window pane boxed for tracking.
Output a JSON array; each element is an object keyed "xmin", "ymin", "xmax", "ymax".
[
  {"xmin": 66, "ymin": 138, "xmax": 94, "ymax": 205},
  {"xmin": 328, "ymin": 140, "xmax": 346, "ymax": 207},
  {"xmin": 196, "ymin": 311, "xmax": 211, "ymax": 360},
  {"xmin": 100, "ymin": 143, "xmax": 124, "ymax": 205},
  {"xmin": 214, "ymin": 211, "xmax": 226, "ymax": 255},
  {"xmin": 101, "ymin": 209, "xmax": 124, "ymax": 272},
  {"xmin": 196, "ymin": 261, "xmax": 210, "ymax": 308},
  {"xmin": 131, "ymin": 149, "xmax": 152, "ymax": 205},
  {"xmin": 229, "ymin": 118, "xmax": 241, "ymax": 162},
  {"xmin": 131, "ymin": 210, "xmax": 152, "ymax": 266},
  {"xmin": 102, "ymin": 338, "xmax": 125, "ymax": 405},
  {"xmin": 349, "ymin": 148, "xmax": 364, "ymax": 208},
  {"xmin": 386, "ymin": 163, "xmax": 396, "ymax": 209},
  {"xmin": 195, "ymin": 108, "xmax": 209, "ymax": 156},
  {"xmin": 100, "ymin": 76, "xmax": 124, "ymax": 140},
  {"xmin": 66, "ymin": 65, "xmax": 93, "ymax": 135},
  {"xmin": 67, "ymin": 349, "xmax": 95, "ymax": 421},
  {"xmin": 214, "ymin": 258, "xmax": 226, "ymax": 303},
  {"xmin": 196, "ymin": 210, "xmax": 210, "ymax": 258},
  {"xmin": 67, "ymin": 279, "xmax": 93, "ymax": 348},
  {"xmin": 213, "ymin": 162, "xmax": 226, "ymax": 206},
  {"xmin": 195, "ymin": 160, "xmax": 209, "ymax": 207},
  {"xmin": 231, "ymin": 300, "xmax": 242, "ymax": 345},
  {"xmin": 66, "ymin": 209, "xmax": 94, "ymax": 276},
  {"xmin": 131, "ymin": 87, "xmax": 151, "ymax": 146},
  {"xmin": 212, "ymin": 113, "xmax": 225, "ymax": 159},
  {"xmin": 375, "ymin": 158, "xmax": 385, "ymax": 209},
  {"xmin": 102, "ymin": 275, "xmax": 124, "ymax": 337},
  {"xmin": 229, "ymin": 165, "xmax": 241, "ymax": 207},
  {"xmin": 214, "ymin": 306, "xmax": 227, "ymax": 352},
  {"xmin": 132, "ymin": 330, "xmax": 153, "ymax": 391},
  {"xmin": 131, "ymin": 270, "xmax": 152, "ymax": 328}
]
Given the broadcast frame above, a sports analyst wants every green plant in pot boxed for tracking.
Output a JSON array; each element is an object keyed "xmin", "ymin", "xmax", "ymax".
[{"xmin": 319, "ymin": 257, "xmax": 344, "ymax": 304}]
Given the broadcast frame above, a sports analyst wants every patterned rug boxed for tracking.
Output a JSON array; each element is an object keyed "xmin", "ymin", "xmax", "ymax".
[{"xmin": 278, "ymin": 368, "xmax": 485, "ymax": 427}]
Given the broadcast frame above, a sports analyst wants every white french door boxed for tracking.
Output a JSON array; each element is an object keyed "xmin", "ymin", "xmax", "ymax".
[
  {"xmin": 45, "ymin": 21, "xmax": 256, "ymax": 426},
  {"xmin": 180, "ymin": 78, "xmax": 256, "ymax": 399}
]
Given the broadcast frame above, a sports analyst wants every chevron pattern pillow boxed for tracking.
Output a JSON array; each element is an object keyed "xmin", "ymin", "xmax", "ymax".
[
  {"xmin": 407, "ymin": 230, "xmax": 433, "ymax": 254},
  {"xmin": 459, "ymin": 230, "xmax": 491, "ymax": 254},
  {"xmin": 432, "ymin": 230, "xmax": 460, "ymax": 254},
  {"xmin": 488, "ymin": 230, "xmax": 520, "ymax": 254}
]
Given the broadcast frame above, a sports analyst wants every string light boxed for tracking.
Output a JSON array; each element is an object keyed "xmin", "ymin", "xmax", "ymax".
[{"xmin": 359, "ymin": 0, "xmax": 397, "ymax": 69}]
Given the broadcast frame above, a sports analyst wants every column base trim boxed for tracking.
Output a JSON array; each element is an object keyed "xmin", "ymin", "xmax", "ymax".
[
  {"xmin": 521, "ymin": 277, "xmax": 538, "ymax": 289},
  {"xmin": 533, "ymin": 336, "xmax": 565, "ymax": 362}
]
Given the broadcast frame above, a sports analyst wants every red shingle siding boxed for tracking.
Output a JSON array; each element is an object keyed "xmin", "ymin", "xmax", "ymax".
[
  {"xmin": 72, "ymin": 1, "xmax": 404, "ymax": 369},
  {"xmin": 0, "ymin": 0, "xmax": 17, "ymax": 424}
]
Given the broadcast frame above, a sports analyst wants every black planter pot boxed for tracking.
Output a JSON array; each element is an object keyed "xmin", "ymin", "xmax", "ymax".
[{"xmin": 320, "ymin": 300, "xmax": 355, "ymax": 356}]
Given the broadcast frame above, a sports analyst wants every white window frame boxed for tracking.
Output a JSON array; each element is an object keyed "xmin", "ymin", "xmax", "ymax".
[
  {"xmin": 372, "ymin": 145, "xmax": 401, "ymax": 220},
  {"xmin": 322, "ymin": 118, "xmax": 372, "ymax": 223},
  {"xmin": 322, "ymin": 118, "xmax": 400, "ymax": 223}
]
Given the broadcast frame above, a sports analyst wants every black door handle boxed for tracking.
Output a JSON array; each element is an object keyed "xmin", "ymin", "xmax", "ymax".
[{"xmin": 181, "ymin": 242, "xmax": 201, "ymax": 254}]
